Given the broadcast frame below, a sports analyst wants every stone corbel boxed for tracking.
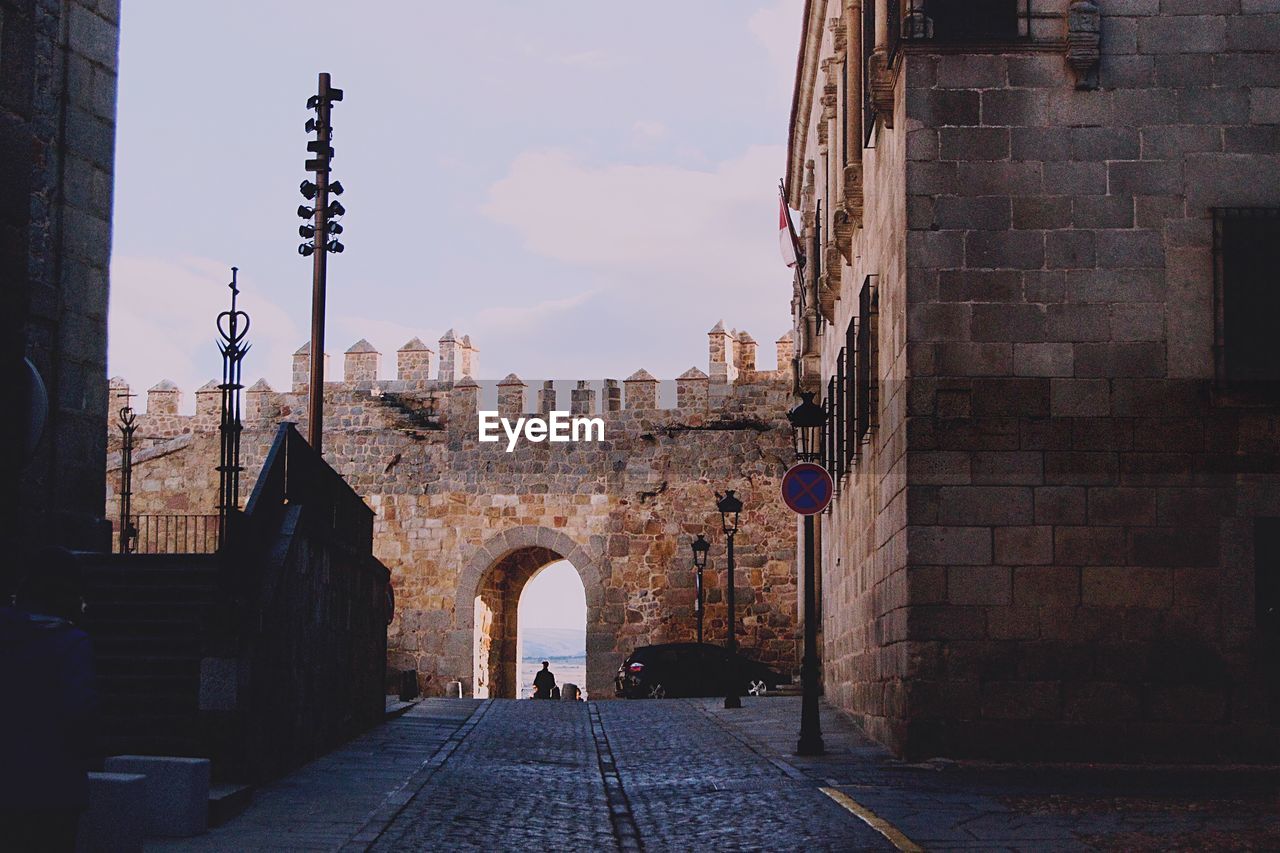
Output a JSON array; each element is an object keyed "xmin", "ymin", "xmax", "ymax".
[
  {"xmin": 818, "ymin": 272, "xmax": 838, "ymax": 324},
  {"xmin": 1067, "ymin": 1, "xmax": 1101, "ymax": 90},
  {"xmin": 829, "ymin": 16, "xmax": 848, "ymax": 56},
  {"xmin": 867, "ymin": 48, "xmax": 895, "ymax": 129},
  {"xmin": 833, "ymin": 163, "xmax": 862, "ymax": 260}
]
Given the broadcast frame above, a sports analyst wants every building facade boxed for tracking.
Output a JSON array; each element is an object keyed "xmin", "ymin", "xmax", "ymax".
[{"xmin": 788, "ymin": 0, "xmax": 1280, "ymax": 760}]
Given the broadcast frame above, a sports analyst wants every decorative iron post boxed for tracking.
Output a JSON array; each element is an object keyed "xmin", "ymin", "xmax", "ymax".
[
  {"xmin": 298, "ymin": 72, "xmax": 346, "ymax": 455},
  {"xmin": 117, "ymin": 395, "xmax": 138, "ymax": 554},
  {"xmin": 217, "ymin": 267, "xmax": 251, "ymax": 548}
]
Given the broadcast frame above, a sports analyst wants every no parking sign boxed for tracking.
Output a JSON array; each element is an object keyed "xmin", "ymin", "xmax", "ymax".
[{"xmin": 781, "ymin": 463, "xmax": 833, "ymax": 516}]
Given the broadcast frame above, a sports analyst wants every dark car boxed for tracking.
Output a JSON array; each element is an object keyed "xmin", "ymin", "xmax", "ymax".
[{"xmin": 614, "ymin": 642, "xmax": 790, "ymax": 699}]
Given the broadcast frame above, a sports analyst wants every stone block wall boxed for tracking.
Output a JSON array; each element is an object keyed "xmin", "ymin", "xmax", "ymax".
[
  {"xmin": 5, "ymin": 0, "xmax": 120, "ymax": 570},
  {"xmin": 105, "ymin": 329, "xmax": 801, "ymax": 699},
  {"xmin": 792, "ymin": 0, "xmax": 1280, "ymax": 761},
  {"xmin": 891, "ymin": 5, "xmax": 1280, "ymax": 761}
]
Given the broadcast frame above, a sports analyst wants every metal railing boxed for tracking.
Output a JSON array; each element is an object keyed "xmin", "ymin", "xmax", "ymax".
[
  {"xmin": 115, "ymin": 514, "xmax": 220, "ymax": 555},
  {"xmin": 899, "ymin": 0, "xmax": 1031, "ymax": 44}
]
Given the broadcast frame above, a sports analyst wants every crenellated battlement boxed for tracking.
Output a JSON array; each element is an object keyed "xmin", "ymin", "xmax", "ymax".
[
  {"xmin": 104, "ymin": 322, "xmax": 804, "ymax": 699},
  {"xmin": 108, "ymin": 324, "xmax": 798, "ymax": 439}
]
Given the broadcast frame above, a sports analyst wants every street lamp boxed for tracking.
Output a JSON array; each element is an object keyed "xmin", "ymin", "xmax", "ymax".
[
  {"xmin": 716, "ymin": 489, "xmax": 744, "ymax": 709},
  {"xmin": 691, "ymin": 534, "xmax": 710, "ymax": 645},
  {"xmin": 788, "ymin": 391, "xmax": 828, "ymax": 756}
]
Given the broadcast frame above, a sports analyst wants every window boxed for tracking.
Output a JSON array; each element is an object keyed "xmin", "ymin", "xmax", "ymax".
[
  {"xmin": 844, "ymin": 320, "xmax": 857, "ymax": 466},
  {"xmin": 855, "ymin": 277, "xmax": 879, "ymax": 445},
  {"xmin": 1214, "ymin": 208, "xmax": 1280, "ymax": 393},
  {"xmin": 1256, "ymin": 518, "xmax": 1280, "ymax": 638},
  {"xmin": 901, "ymin": 0, "xmax": 1028, "ymax": 43}
]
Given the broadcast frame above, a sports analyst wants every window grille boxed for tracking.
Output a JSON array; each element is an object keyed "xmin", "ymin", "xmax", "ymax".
[
  {"xmin": 855, "ymin": 277, "xmax": 879, "ymax": 444},
  {"xmin": 899, "ymin": 0, "xmax": 1030, "ymax": 44}
]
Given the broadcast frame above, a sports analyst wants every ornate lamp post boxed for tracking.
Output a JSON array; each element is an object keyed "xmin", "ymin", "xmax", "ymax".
[
  {"xmin": 116, "ymin": 396, "xmax": 138, "ymax": 554},
  {"xmin": 691, "ymin": 534, "xmax": 710, "ymax": 645},
  {"xmin": 788, "ymin": 390, "xmax": 828, "ymax": 755},
  {"xmin": 716, "ymin": 489, "xmax": 743, "ymax": 709}
]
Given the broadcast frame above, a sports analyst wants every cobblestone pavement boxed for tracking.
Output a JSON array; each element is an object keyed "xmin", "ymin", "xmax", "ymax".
[
  {"xmin": 148, "ymin": 700, "xmax": 480, "ymax": 851},
  {"xmin": 156, "ymin": 697, "xmax": 1279, "ymax": 852},
  {"xmin": 702, "ymin": 698, "xmax": 1280, "ymax": 852}
]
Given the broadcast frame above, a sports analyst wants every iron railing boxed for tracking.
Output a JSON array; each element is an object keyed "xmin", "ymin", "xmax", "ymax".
[{"xmin": 114, "ymin": 514, "xmax": 220, "ymax": 555}]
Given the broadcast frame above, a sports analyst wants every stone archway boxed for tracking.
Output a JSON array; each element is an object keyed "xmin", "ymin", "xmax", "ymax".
[{"xmin": 454, "ymin": 526, "xmax": 614, "ymax": 698}]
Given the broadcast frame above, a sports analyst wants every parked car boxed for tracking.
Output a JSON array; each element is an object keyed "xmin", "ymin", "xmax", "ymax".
[{"xmin": 614, "ymin": 642, "xmax": 790, "ymax": 699}]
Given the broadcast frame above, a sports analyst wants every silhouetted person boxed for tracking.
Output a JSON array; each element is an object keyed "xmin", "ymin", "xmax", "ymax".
[
  {"xmin": 0, "ymin": 547, "xmax": 97, "ymax": 852},
  {"xmin": 533, "ymin": 661, "xmax": 556, "ymax": 700}
]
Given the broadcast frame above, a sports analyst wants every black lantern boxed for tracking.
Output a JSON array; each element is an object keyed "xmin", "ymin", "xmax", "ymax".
[
  {"xmin": 787, "ymin": 391, "xmax": 827, "ymax": 464},
  {"xmin": 716, "ymin": 490, "xmax": 742, "ymax": 535},
  {"xmin": 691, "ymin": 534, "xmax": 710, "ymax": 646},
  {"xmin": 690, "ymin": 534, "xmax": 710, "ymax": 568}
]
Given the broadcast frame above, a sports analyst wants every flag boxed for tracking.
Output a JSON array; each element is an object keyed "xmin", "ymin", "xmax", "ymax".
[{"xmin": 778, "ymin": 182, "xmax": 802, "ymax": 268}]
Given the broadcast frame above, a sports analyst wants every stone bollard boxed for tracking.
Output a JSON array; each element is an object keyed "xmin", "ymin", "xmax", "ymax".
[
  {"xmin": 78, "ymin": 772, "xmax": 147, "ymax": 852},
  {"xmin": 103, "ymin": 756, "xmax": 210, "ymax": 837},
  {"xmin": 445, "ymin": 680, "xmax": 464, "ymax": 698}
]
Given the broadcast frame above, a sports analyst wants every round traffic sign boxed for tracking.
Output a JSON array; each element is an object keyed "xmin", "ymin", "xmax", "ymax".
[{"xmin": 781, "ymin": 462, "xmax": 833, "ymax": 515}]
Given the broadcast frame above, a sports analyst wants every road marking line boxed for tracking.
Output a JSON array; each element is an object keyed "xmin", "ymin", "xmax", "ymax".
[{"xmin": 821, "ymin": 787, "xmax": 924, "ymax": 852}]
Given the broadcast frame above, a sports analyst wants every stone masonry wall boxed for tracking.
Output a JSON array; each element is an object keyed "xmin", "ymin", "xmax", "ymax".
[
  {"xmin": 795, "ymin": 1, "xmax": 1280, "ymax": 761},
  {"xmin": 106, "ymin": 327, "xmax": 802, "ymax": 699},
  {"xmin": 5, "ymin": 0, "xmax": 120, "ymax": 575},
  {"xmin": 896, "ymin": 5, "xmax": 1280, "ymax": 761}
]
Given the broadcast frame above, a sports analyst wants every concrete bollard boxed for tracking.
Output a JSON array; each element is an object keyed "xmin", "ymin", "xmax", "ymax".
[
  {"xmin": 78, "ymin": 772, "xmax": 146, "ymax": 852},
  {"xmin": 445, "ymin": 680, "xmax": 463, "ymax": 698},
  {"xmin": 103, "ymin": 756, "xmax": 210, "ymax": 837}
]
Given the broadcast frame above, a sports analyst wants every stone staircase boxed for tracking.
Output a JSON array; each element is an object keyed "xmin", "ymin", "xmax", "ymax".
[{"xmin": 81, "ymin": 554, "xmax": 222, "ymax": 759}]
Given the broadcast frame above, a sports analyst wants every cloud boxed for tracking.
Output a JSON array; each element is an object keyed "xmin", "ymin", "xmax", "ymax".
[
  {"xmin": 476, "ymin": 289, "xmax": 601, "ymax": 331},
  {"xmin": 480, "ymin": 144, "xmax": 795, "ymax": 361},
  {"xmin": 108, "ymin": 255, "xmax": 302, "ymax": 411},
  {"xmin": 632, "ymin": 120, "xmax": 667, "ymax": 140},
  {"xmin": 748, "ymin": 0, "xmax": 806, "ymax": 82}
]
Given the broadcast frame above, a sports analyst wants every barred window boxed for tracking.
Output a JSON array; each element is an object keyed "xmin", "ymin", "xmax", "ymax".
[
  {"xmin": 1214, "ymin": 208, "xmax": 1280, "ymax": 392},
  {"xmin": 901, "ymin": 0, "xmax": 1029, "ymax": 43},
  {"xmin": 844, "ymin": 320, "xmax": 857, "ymax": 467},
  {"xmin": 855, "ymin": 277, "xmax": 879, "ymax": 444}
]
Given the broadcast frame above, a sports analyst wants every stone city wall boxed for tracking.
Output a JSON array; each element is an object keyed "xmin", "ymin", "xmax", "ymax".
[{"xmin": 106, "ymin": 327, "xmax": 803, "ymax": 699}]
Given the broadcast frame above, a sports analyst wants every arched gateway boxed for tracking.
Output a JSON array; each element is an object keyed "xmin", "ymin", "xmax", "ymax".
[
  {"xmin": 106, "ymin": 326, "xmax": 804, "ymax": 700},
  {"xmin": 456, "ymin": 526, "xmax": 611, "ymax": 698}
]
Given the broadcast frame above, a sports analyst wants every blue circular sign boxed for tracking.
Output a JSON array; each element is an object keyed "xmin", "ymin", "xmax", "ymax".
[{"xmin": 781, "ymin": 463, "xmax": 833, "ymax": 515}]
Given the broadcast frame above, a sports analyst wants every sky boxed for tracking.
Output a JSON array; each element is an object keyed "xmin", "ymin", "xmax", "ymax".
[
  {"xmin": 518, "ymin": 561, "xmax": 586, "ymax": 631},
  {"xmin": 108, "ymin": 0, "xmax": 805, "ymax": 407}
]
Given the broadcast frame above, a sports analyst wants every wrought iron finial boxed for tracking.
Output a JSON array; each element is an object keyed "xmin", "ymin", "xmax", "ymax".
[
  {"xmin": 117, "ymin": 393, "xmax": 139, "ymax": 554},
  {"xmin": 217, "ymin": 266, "xmax": 251, "ymax": 549}
]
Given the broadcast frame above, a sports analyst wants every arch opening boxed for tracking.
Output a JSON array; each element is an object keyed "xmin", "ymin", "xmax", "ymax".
[
  {"xmin": 472, "ymin": 546, "xmax": 589, "ymax": 699},
  {"xmin": 517, "ymin": 561, "xmax": 586, "ymax": 699}
]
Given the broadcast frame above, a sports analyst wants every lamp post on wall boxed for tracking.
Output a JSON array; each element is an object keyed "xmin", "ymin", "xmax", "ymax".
[
  {"xmin": 691, "ymin": 534, "xmax": 710, "ymax": 646},
  {"xmin": 716, "ymin": 489, "xmax": 743, "ymax": 710},
  {"xmin": 788, "ymin": 390, "xmax": 828, "ymax": 756}
]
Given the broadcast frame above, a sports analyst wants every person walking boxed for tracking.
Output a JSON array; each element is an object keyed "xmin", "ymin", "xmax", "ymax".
[
  {"xmin": 532, "ymin": 660, "xmax": 556, "ymax": 700},
  {"xmin": 0, "ymin": 546, "xmax": 98, "ymax": 853}
]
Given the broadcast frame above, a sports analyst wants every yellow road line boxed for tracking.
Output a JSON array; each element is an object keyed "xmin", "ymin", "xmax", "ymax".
[{"xmin": 821, "ymin": 786, "xmax": 925, "ymax": 852}]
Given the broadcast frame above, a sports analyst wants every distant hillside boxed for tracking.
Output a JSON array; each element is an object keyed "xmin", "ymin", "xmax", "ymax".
[{"xmin": 521, "ymin": 627, "xmax": 586, "ymax": 660}]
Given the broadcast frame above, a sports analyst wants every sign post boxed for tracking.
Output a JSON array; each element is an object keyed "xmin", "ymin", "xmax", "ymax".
[{"xmin": 781, "ymin": 461, "xmax": 832, "ymax": 755}]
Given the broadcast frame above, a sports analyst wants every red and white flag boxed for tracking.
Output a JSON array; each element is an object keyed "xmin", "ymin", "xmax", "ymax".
[{"xmin": 778, "ymin": 183, "xmax": 801, "ymax": 268}]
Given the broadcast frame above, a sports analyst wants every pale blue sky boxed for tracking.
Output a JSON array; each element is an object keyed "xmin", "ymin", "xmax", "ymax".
[
  {"xmin": 518, "ymin": 561, "xmax": 586, "ymax": 630},
  {"xmin": 108, "ymin": 0, "xmax": 804, "ymax": 402}
]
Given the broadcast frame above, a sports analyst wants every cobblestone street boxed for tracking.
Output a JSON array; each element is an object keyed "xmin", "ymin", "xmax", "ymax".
[{"xmin": 151, "ymin": 697, "xmax": 1279, "ymax": 852}]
